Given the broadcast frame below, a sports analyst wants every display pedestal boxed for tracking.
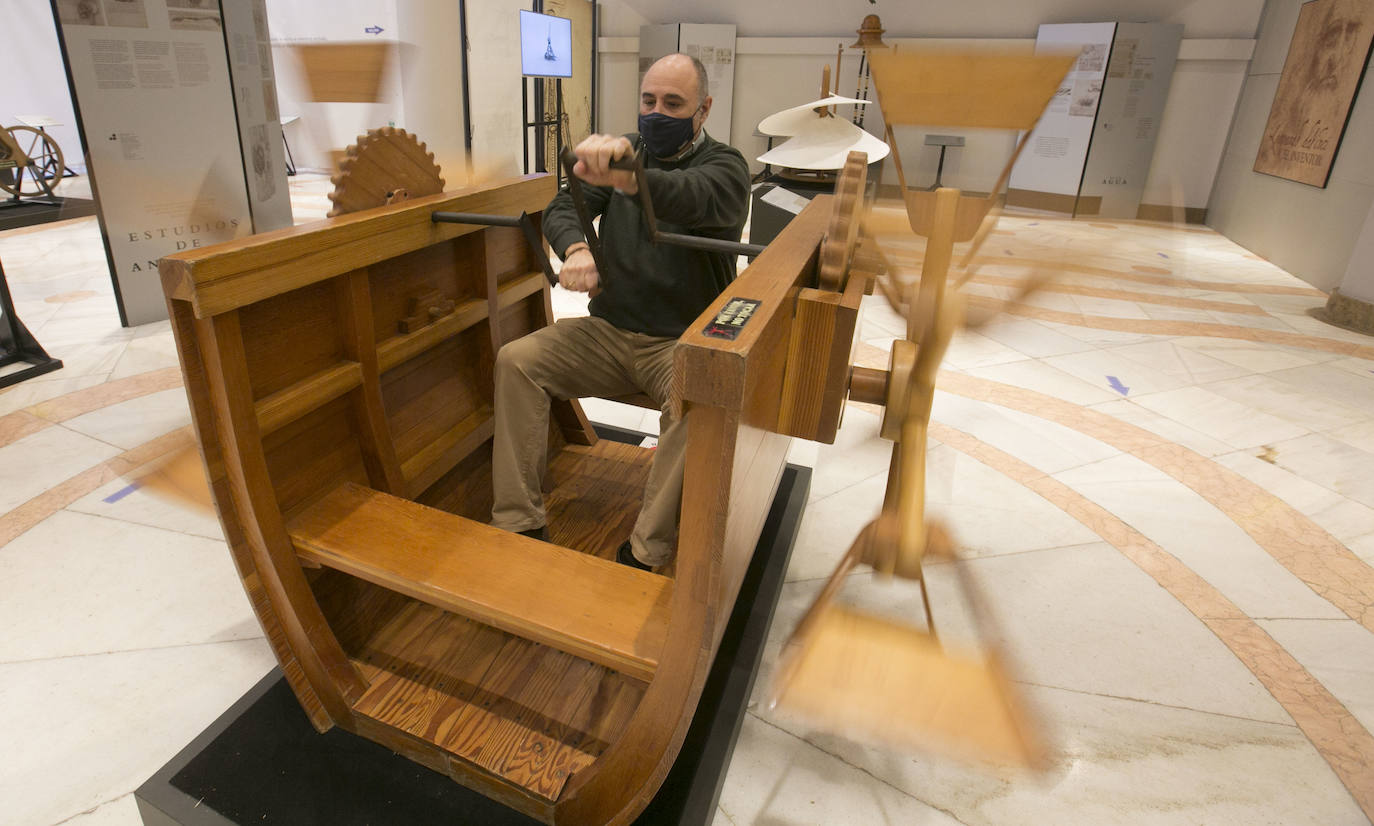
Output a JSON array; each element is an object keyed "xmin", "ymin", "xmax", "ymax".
[
  {"xmin": 135, "ymin": 450, "xmax": 811, "ymax": 826},
  {"xmin": 1, "ymin": 257, "xmax": 62, "ymax": 388}
]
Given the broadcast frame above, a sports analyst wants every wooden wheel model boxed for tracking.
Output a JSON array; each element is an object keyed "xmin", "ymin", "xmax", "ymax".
[{"xmin": 0, "ymin": 124, "xmax": 65, "ymax": 198}]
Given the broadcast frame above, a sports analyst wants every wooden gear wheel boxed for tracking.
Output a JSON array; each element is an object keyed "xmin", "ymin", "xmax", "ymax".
[{"xmin": 327, "ymin": 127, "xmax": 445, "ymax": 217}]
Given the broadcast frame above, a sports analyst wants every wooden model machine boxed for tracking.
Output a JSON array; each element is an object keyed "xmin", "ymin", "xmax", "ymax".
[
  {"xmin": 157, "ymin": 48, "xmax": 1073, "ymax": 826},
  {"xmin": 158, "ymin": 153, "xmax": 869, "ymax": 824}
]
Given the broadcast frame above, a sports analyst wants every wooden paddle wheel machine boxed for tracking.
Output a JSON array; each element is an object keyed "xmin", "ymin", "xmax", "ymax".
[{"xmin": 157, "ymin": 48, "xmax": 1073, "ymax": 826}]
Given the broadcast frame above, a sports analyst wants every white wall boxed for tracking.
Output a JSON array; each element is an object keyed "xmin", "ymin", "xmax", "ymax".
[
  {"xmin": 598, "ymin": 35, "xmax": 1254, "ymax": 210},
  {"xmin": 1338, "ymin": 201, "xmax": 1374, "ymax": 304},
  {"xmin": 1207, "ymin": 0, "xmax": 1374, "ymax": 291},
  {"xmin": 394, "ymin": 0, "xmax": 467, "ymax": 184},
  {"xmin": 4, "ymin": 1, "xmax": 86, "ymax": 174},
  {"xmin": 267, "ymin": 0, "xmax": 405, "ymax": 174},
  {"xmin": 594, "ymin": 0, "xmax": 1264, "ymax": 39},
  {"xmin": 464, "ymin": 0, "xmax": 525, "ymax": 182}
]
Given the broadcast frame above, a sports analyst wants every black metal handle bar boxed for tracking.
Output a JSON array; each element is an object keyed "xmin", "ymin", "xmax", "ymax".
[
  {"xmin": 558, "ymin": 148, "xmax": 766, "ymax": 272},
  {"xmin": 430, "ymin": 210, "xmax": 558, "ymax": 287}
]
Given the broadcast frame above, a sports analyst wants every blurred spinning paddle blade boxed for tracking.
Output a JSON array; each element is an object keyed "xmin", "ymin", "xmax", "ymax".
[
  {"xmin": 131, "ymin": 446, "xmax": 214, "ymax": 514},
  {"xmin": 293, "ymin": 42, "xmax": 395, "ymax": 103},
  {"xmin": 772, "ymin": 604, "xmax": 1045, "ymax": 769}
]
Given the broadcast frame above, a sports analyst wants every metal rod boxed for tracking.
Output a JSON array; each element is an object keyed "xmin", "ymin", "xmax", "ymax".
[
  {"xmin": 655, "ymin": 230, "xmax": 766, "ymax": 259},
  {"xmin": 557, "ymin": 148, "xmax": 611, "ymax": 285},
  {"xmin": 431, "ymin": 211, "xmax": 558, "ymax": 286},
  {"xmin": 459, "ymin": 0, "xmax": 474, "ymax": 181},
  {"xmin": 564, "ymin": 148, "xmax": 766, "ymax": 260}
]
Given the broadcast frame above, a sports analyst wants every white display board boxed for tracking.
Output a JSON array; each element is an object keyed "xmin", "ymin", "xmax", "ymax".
[
  {"xmin": 1077, "ymin": 23, "xmax": 1183, "ymax": 219},
  {"xmin": 53, "ymin": 0, "xmax": 291, "ymax": 326},
  {"xmin": 1007, "ymin": 22, "xmax": 1116, "ymax": 208},
  {"xmin": 222, "ymin": 0, "xmax": 292, "ymax": 229}
]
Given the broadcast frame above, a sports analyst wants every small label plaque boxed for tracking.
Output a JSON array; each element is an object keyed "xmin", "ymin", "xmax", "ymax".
[{"xmin": 702, "ymin": 298, "xmax": 761, "ymax": 340}]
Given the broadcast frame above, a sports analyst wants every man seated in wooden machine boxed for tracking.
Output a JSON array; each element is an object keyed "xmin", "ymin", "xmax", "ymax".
[{"xmin": 488, "ymin": 52, "xmax": 750, "ymax": 570}]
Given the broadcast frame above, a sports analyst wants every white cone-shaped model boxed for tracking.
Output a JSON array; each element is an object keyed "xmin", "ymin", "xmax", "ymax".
[
  {"xmin": 757, "ymin": 95, "xmax": 870, "ymax": 136},
  {"xmin": 757, "ymin": 117, "xmax": 890, "ymax": 171}
]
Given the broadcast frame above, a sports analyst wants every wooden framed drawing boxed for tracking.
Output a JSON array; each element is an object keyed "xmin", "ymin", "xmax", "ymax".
[{"xmin": 1254, "ymin": 0, "xmax": 1374, "ymax": 187}]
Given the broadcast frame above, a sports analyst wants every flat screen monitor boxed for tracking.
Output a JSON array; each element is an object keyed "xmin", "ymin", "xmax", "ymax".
[{"xmin": 520, "ymin": 10, "xmax": 572, "ymax": 78}]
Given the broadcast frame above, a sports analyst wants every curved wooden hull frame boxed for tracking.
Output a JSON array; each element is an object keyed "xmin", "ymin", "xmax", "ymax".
[{"xmin": 159, "ymin": 173, "xmax": 838, "ymax": 825}]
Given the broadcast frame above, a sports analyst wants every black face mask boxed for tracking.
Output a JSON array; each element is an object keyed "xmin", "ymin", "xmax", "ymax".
[{"xmin": 638, "ymin": 108, "xmax": 700, "ymax": 159}]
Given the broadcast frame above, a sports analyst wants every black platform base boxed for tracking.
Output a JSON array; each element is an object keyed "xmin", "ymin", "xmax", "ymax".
[
  {"xmin": 136, "ymin": 460, "xmax": 811, "ymax": 826},
  {"xmin": 0, "ymin": 195, "xmax": 97, "ymax": 231}
]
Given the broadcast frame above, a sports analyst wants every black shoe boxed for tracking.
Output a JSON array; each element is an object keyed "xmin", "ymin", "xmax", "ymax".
[
  {"xmin": 518, "ymin": 525, "xmax": 547, "ymax": 542},
  {"xmin": 616, "ymin": 541, "xmax": 653, "ymax": 571}
]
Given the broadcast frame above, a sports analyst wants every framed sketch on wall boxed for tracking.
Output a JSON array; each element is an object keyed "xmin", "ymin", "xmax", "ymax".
[{"xmin": 1253, "ymin": 0, "xmax": 1374, "ymax": 187}]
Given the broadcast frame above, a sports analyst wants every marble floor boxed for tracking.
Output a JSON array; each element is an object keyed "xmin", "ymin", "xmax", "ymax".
[{"xmin": 2, "ymin": 175, "xmax": 1373, "ymax": 825}]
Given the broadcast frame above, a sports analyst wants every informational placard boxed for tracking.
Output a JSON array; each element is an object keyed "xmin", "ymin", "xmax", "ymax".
[
  {"xmin": 1077, "ymin": 23, "xmax": 1183, "ymax": 218},
  {"xmin": 52, "ymin": 0, "xmax": 291, "ymax": 326},
  {"xmin": 221, "ymin": 0, "xmax": 292, "ymax": 228},
  {"xmin": 1007, "ymin": 22, "xmax": 1116, "ymax": 212}
]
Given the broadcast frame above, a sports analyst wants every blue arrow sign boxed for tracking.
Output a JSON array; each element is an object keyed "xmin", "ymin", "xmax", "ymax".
[
  {"xmin": 365, "ymin": 25, "xmax": 384, "ymax": 35},
  {"xmin": 1107, "ymin": 375, "xmax": 1130, "ymax": 396}
]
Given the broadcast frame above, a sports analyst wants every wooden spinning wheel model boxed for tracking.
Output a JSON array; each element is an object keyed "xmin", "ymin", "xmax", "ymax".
[
  {"xmin": 770, "ymin": 48, "xmax": 1077, "ymax": 769},
  {"xmin": 0, "ymin": 122, "xmax": 66, "ymax": 199}
]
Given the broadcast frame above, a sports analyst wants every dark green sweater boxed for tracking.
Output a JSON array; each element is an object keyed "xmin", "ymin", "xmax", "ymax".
[{"xmin": 542, "ymin": 131, "xmax": 750, "ymax": 337}]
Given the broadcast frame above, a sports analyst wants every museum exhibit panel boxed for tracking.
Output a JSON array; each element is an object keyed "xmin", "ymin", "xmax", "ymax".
[{"xmin": 4, "ymin": 1, "xmax": 1374, "ymax": 825}]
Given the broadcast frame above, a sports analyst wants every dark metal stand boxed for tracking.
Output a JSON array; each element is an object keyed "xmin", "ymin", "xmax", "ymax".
[
  {"xmin": 523, "ymin": 77, "xmax": 565, "ymax": 187},
  {"xmin": 0, "ymin": 257, "xmax": 63, "ymax": 388},
  {"xmin": 282, "ymin": 131, "xmax": 297, "ymax": 177},
  {"xmin": 135, "ymin": 446, "xmax": 811, "ymax": 826},
  {"xmin": 924, "ymin": 134, "xmax": 965, "ymax": 190}
]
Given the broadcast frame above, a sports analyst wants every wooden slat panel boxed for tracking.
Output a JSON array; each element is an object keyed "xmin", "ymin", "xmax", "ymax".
[
  {"xmin": 336, "ymin": 271, "xmax": 406, "ymax": 493},
  {"xmin": 402, "ymin": 406, "xmax": 495, "ymax": 498},
  {"xmin": 376, "ymin": 297, "xmax": 488, "ymax": 373},
  {"xmin": 160, "ymin": 175, "xmax": 556, "ymax": 317},
  {"xmin": 381, "ymin": 327, "xmax": 491, "ymax": 487},
  {"xmin": 494, "ymin": 271, "xmax": 546, "ymax": 311},
  {"xmin": 239, "ymin": 278, "xmax": 346, "ymax": 401},
  {"xmin": 367, "ymin": 235, "xmax": 485, "ymax": 344},
  {"xmin": 287, "ymin": 483, "xmax": 672, "ymax": 682},
  {"xmin": 195, "ymin": 311, "xmax": 366, "ymax": 720},
  {"xmin": 338, "ymin": 587, "xmax": 645, "ymax": 814},
  {"xmin": 168, "ymin": 298, "xmax": 331, "ymax": 731},
  {"xmin": 676, "ymin": 196, "xmax": 829, "ymax": 415},
  {"xmin": 253, "ymin": 361, "xmax": 363, "ymax": 435},
  {"xmin": 776, "ymin": 270, "xmax": 867, "ymax": 444},
  {"xmin": 486, "ymin": 224, "xmax": 539, "ymax": 287},
  {"xmin": 541, "ymin": 441, "xmax": 654, "ymax": 560},
  {"xmin": 262, "ymin": 395, "xmax": 372, "ymax": 520}
]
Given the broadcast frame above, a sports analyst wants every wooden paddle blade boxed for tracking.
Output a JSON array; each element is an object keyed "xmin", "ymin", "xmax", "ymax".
[
  {"xmin": 772, "ymin": 604, "xmax": 1045, "ymax": 769},
  {"xmin": 130, "ymin": 445, "xmax": 214, "ymax": 514}
]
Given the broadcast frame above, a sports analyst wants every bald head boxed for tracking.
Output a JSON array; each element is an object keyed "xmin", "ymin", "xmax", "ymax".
[
  {"xmin": 643, "ymin": 53, "xmax": 709, "ymax": 107},
  {"xmin": 639, "ymin": 53, "xmax": 713, "ymax": 149}
]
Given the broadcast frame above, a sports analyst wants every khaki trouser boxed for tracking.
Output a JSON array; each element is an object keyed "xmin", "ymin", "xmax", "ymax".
[{"xmin": 490, "ymin": 315, "xmax": 686, "ymax": 566}]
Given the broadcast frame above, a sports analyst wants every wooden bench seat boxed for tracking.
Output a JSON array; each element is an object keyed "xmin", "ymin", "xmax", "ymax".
[{"xmin": 287, "ymin": 482, "xmax": 672, "ymax": 682}]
